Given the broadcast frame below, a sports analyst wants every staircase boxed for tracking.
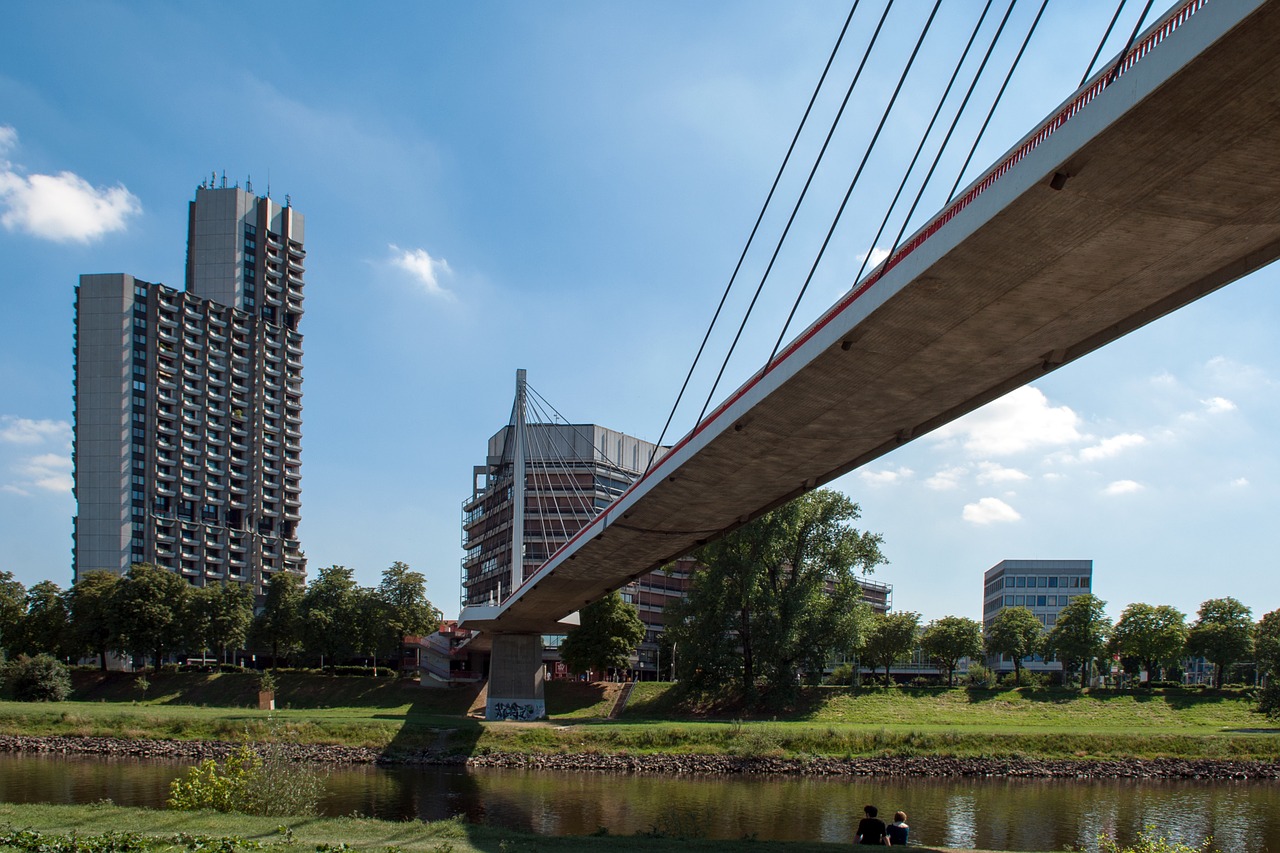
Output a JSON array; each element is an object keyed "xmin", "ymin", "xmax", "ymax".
[{"xmin": 608, "ymin": 679, "xmax": 636, "ymax": 719}]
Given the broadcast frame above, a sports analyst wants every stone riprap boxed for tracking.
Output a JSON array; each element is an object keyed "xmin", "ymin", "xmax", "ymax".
[{"xmin": 0, "ymin": 734, "xmax": 1276, "ymax": 780}]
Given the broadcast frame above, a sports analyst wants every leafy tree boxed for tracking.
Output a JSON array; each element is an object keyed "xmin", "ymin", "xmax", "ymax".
[
  {"xmin": 113, "ymin": 563, "xmax": 191, "ymax": 670},
  {"xmin": 350, "ymin": 586, "xmax": 388, "ymax": 674},
  {"xmin": 373, "ymin": 562, "xmax": 442, "ymax": 673},
  {"xmin": 17, "ymin": 581, "xmax": 69, "ymax": 659},
  {"xmin": 920, "ymin": 616, "xmax": 983, "ymax": 686},
  {"xmin": 557, "ymin": 590, "xmax": 645, "ymax": 678},
  {"xmin": 188, "ymin": 582, "xmax": 253, "ymax": 663},
  {"xmin": 1256, "ymin": 609, "xmax": 1280, "ymax": 680},
  {"xmin": 66, "ymin": 570, "xmax": 123, "ymax": 670},
  {"xmin": 859, "ymin": 611, "xmax": 921, "ymax": 686},
  {"xmin": 666, "ymin": 489, "xmax": 885, "ymax": 703},
  {"xmin": 0, "ymin": 571, "xmax": 27, "ymax": 657},
  {"xmin": 1044, "ymin": 594, "xmax": 1109, "ymax": 688},
  {"xmin": 984, "ymin": 606, "xmax": 1043, "ymax": 686},
  {"xmin": 301, "ymin": 565, "xmax": 359, "ymax": 667},
  {"xmin": 2, "ymin": 653, "xmax": 71, "ymax": 701},
  {"xmin": 1110, "ymin": 603, "xmax": 1188, "ymax": 682},
  {"xmin": 1186, "ymin": 597, "xmax": 1254, "ymax": 688},
  {"xmin": 253, "ymin": 571, "xmax": 305, "ymax": 668}
]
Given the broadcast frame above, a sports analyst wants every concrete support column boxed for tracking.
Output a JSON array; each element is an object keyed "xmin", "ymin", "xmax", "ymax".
[{"xmin": 486, "ymin": 633, "xmax": 545, "ymax": 720}]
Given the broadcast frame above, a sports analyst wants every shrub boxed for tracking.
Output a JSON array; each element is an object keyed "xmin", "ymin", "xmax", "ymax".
[
  {"xmin": 329, "ymin": 665, "xmax": 394, "ymax": 677},
  {"xmin": 3, "ymin": 654, "xmax": 72, "ymax": 702},
  {"xmin": 1098, "ymin": 825, "xmax": 1211, "ymax": 853},
  {"xmin": 1257, "ymin": 681, "xmax": 1280, "ymax": 719},
  {"xmin": 965, "ymin": 664, "xmax": 993, "ymax": 688},
  {"xmin": 827, "ymin": 664, "xmax": 854, "ymax": 686},
  {"xmin": 168, "ymin": 743, "xmax": 325, "ymax": 816}
]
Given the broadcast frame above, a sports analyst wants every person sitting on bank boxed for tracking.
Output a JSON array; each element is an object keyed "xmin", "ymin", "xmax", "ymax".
[
  {"xmin": 856, "ymin": 804, "xmax": 888, "ymax": 845},
  {"xmin": 886, "ymin": 811, "xmax": 909, "ymax": 846}
]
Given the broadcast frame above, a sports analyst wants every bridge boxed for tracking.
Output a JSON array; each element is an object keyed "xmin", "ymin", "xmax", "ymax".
[{"xmin": 460, "ymin": 0, "xmax": 1280, "ymax": 716}]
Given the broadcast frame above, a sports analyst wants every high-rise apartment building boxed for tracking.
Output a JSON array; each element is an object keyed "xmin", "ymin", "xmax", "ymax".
[
  {"xmin": 72, "ymin": 182, "xmax": 306, "ymax": 593},
  {"xmin": 982, "ymin": 558, "xmax": 1093, "ymax": 672}
]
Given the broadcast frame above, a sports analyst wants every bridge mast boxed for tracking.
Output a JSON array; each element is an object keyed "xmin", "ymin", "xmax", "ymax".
[{"xmin": 510, "ymin": 369, "xmax": 528, "ymax": 593}]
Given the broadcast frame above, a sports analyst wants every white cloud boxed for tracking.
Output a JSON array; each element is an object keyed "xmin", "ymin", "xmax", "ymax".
[
  {"xmin": 860, "ymin": 465, "xmax": 913, "ymax": 486},
  {"xmin": 962, "ymin": 497, "xmax": 1021, "ymax": 525},
  {"xmin": 976, "ymin": 461, "xmax": 1029, "ymax": 484},
  {"xmin": 932, "ymin": 386, "xmax": 1083, "ymax": 457},
  {"xmin": 1230, "ymin": 477, "xmax": 1249, "ymax": 488},
  {"xmin": 0, "ymin": 416, "xmax": 71, "ymax": 445},
  {"xmin": 925, "ymin": 466, "xmax": 966, "ymax": 491},
  {"xmin": 1202, "ymin": 396, "xmax": 1236, "ymax": 414},
  {"xmin": 389, "ymin": 244, "xmax": 454, "ymax": 299},
  {"xmin": 1103, "ymin": 479, "xmax": 1142, "ymax": 495},
  {"xmin": 15, "ymin": 452, "xmax": 72, "ymax": 494},
  {"xmin": 0, "ymin": 126, "xmax": 141, "ymax": 243},
  {"xmin": 1077, "ymin": 432, "xmax": 1146, "ymax": 463},
  {"xmin": 857, "ymin": 246, "xmax": 890, "ymax": 269}
]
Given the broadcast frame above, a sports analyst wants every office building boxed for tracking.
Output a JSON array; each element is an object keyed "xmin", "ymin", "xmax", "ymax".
[
  {"xmin": 982, "ymin": 558, "xmax": 1093, "ymax": 672},
  {"xmin": 72, "ymin": 181, "xmax": 306, "ymax": 592}
]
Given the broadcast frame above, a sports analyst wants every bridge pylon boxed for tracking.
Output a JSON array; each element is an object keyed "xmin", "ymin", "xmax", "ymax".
[{"xmin": 486, "ymin": 632, "xmax": 545, "ymax": 720}]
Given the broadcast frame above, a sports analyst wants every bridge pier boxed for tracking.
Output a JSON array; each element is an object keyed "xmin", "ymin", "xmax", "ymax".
[{"xmin": 486, "ymin": 633, "xmax": 545, "ymax": 720}]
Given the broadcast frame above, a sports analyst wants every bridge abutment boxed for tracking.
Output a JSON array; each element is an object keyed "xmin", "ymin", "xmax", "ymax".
[{"xmin": 486, "ymin": 633, "xmax": 545, "ymax": 720}]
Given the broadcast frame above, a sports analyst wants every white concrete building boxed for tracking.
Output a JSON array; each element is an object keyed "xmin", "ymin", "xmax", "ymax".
[
  {"xmin": 982, "ymin": 559, "xmax": 1094, "ymax": 673},
  {"xmin": 72, "ymin": 182, "xmax": 305, "ymax": 593}
]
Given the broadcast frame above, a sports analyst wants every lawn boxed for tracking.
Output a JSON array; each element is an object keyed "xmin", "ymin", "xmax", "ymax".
[{"xmin": 1, "ymin": 673, "xmax": 1270, "ymax": 762}]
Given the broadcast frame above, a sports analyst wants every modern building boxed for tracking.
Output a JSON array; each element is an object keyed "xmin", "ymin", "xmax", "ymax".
[
  {"xmin": 72, "ymin": 180, "xmax": 306, "ymax": 594},
  {"xmin": 982, "ymin": 559, "xmax": 1093, "ymax": 673}
]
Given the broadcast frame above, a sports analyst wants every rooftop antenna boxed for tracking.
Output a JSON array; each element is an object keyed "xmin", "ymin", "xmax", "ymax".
[
  {"xmin": 246, "ymin": 174, "xmax": 253, "ymax": 194},
  {"xmin": 285, "ymin": 193, "xmax": 291, "ymax": 208},
  {"xmin": 210, "ymin": 170, "xmax": 217, "ymax": 187},
  {"xmin": 266, "ymin": 168, "xmax": 271, "ymax": 199}
]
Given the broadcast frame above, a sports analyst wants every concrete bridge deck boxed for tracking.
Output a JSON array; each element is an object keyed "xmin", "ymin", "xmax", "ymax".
[{"xmin": 462, "ymin": 0, "xmax": 1280, "ymax": 635}]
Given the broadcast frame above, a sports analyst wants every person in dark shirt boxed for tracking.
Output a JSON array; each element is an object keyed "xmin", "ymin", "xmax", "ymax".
[
  {"xmin": 856, "ymin": 804, "xmax": 888, "ymax": 845},
  {"xmin": 886, "ymin": 811, "xmax": 909, "ymax": 846}
]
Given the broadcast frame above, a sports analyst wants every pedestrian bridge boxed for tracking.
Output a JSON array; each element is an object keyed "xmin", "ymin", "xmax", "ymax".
[{"xmin": 461, "ymin": 0, "xmax": 1280, "ymax": 638}]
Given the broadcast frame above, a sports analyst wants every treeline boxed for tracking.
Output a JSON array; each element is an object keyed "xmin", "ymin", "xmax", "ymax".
[
  {"xmin": 0, "ymin": 562, "xmax": 442, "ymax": 672},
  {"xmin": 660, "ymin": 489, "xmax": 1278, "ymax": 707}
]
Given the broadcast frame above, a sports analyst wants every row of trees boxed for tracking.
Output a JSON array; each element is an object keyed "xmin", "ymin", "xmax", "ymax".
[
  {"xmin": 0, "ymin": 562, "xmax": 442, "ymax": 672},
  {"xmin": 559, "ymin": 487, "xmax": 1277, "ymax": 702},
  {"xmin": 986, "ymin": 595, "xmax": 1278, "ymax": 688}
]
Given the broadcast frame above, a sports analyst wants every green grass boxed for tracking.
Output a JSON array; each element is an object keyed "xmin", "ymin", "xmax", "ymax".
[
  {"xmin": 0, "ymin": 802, "xmax": 963, "ymax": 853},
  {"xmin": 6, "ymin": 674, "xmax": 1270, "ymax": 762}
]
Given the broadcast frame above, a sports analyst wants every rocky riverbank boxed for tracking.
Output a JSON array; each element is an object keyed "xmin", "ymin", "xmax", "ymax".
[{"xmin": 1, "ymin": 733, "xmax": 1277, "ymax": 780}]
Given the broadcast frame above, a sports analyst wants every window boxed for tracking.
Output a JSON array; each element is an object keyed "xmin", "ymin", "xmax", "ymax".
[
  {"xmin": 1070, "ymin": 577, "xmax": 1079, "ymax": 588},
  {"xmin": 1037, "ymin": 595, "xmax": 1047, "ymax": 607},
  {"xmin": 1080, "ymin": 577, "xmax": 1090, "ymax": 589},
  {"xmin": 1016, "ymin": 576, "xmax": 1026, "ymax": 588},
  {"xmin": 1004, "ymin": 577, "xmax": 1014, "ymax": 588},
  {"xmin": 1014, "ymin": 595, "xmax": 1024, "ymax": 606},
  {"xmin": 1048, "ymin": 576, "xmax": 1058, "ymax": 588},
  {"xmin": 1004, "ymin": 595, "xmax": 1013, "ymax": 606},
  {"xmin": 1037, "ymin": 576, "xmax": 1048, "ymax": 588}
]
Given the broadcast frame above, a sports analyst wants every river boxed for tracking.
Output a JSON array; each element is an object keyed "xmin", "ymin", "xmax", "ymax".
[{"xmin": 0, "ymin": 754, "xmax": 1275, "ymax": 851}]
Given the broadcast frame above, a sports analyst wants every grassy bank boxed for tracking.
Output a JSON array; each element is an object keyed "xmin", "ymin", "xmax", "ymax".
[
  {"xmin": 0, "ymin": 673, "xmax": 1269, "ymax": 762},
  {"xmin": 0, "ymin": 802, "xmax": 966, "ymax": 853}
]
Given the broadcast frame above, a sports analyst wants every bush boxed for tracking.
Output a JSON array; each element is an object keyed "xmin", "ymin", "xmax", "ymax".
[
  {"xmin": 2, "ymin": 654, "xmax": 71, "ymax": 702},
  {"xmin": 1257, "ymin": 681, "xmax": 1280, "ymax": 719},
  {"xmin": 827, "ymin": 663, "xmax": 854, "ymax": 686},
  {"xmin": 168, "ymin": 743, "xmax": 325, "ymax": 816},
  {"xmin": 329, "ymin": 665, "xmax": 394, "ymax": 677},
  {"xmin": 965, "ymin": 664, "xmax": 993, "ymax": 688},
  {"xmin": 1098, "ymin": 825, "xmax": 1211, "ymax": 853}
]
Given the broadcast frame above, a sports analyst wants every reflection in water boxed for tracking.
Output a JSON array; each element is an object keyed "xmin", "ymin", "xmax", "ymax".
[{"xmin": 0, "ymin": 754, "xmax": 1275, "ymax": 851}]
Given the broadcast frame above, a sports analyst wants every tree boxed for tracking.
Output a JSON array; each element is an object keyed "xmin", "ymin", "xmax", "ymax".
[
  {"xmin": 253, "ymin": 571, "xmax": 305, "ymax": 668},
  {"xmin": 188, "ymin": 582, "xmax": 253, "ymax": 663},
  {"xmin": 920, "ymin": 616, "xmax": 983, "ymax": 686},
  {"xmin": 1110, "ymin": 603, "xmax": 1188, "ymax": 682},
  {"xmin": 984, "ymin": 606, "xmax": 1042, "ymax": 686},
  {"xmin": 66, "ymin": 570, "xmax": 123, "ymax": 670},
  {"xmin": 1186, "ymin": 597, "xmax": 1254, "ymax": 688},
  {"xmin": 17, "ymin": 581, "xmax": 69, "ymax": 659},
  {"xmin": 1044, "ymin": 594, "xmax": 1109, "ymax": 688},
  {"xmin": 557, "ymin": 591, "xmax": 645, "ymax": 678},
  {"xmin": 301, "ymin": 565, "xmax": 359, "ymax": 667},
  {"xmin": 1257, "ymin": 609, "xmax": 1280, "ymax": 681},
  {"xmin": 859, "ymin": 611, "xmax": 921, "ymax": 686},
  {"xmin": 0, "ymin": 571, "xmax": 27, "ymax": 657},
  {"xmin": 665, "ymin": 489, "xmax": 885, "ymax": 703},
  {"xmin": 113, "ymin": 563, "xmax": 191, "ymax": 670},
  {"xmin": 373, "ymin": 562, "xmax": 442, "ymax": 673}
]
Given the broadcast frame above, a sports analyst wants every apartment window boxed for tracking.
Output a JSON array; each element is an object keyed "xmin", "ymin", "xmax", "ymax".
[
  {"xmin": 1015, "ymin": 595, "xmax": 1024, "ymax": 606},
  {"xmin": 133, "ymin": 427, "xmax": 146, "ymax": 440},
  {"xmin": 133, "ymin": 316, "xmax": 147, "ymax": 329},
  {"xmin": 1080, "ymin": 577, "xmax": 1090, "ymax": 589},
  {"xmin": 134, "ymin": 333, "xmax": 147, "ymax": 346},
  {"xmin": 1004, "ymin": 577, "xmax": 1013, "ymax": 588},
  {"xmin": 1070, "ymin": 577, "xmax": 1079, "ymax": 588},
  {"xmin": 1004, "ymin": 595, "xmax": 1013, "ymax": 606},
  {"xmin": 1048, "ymin": 577, "xmax": 1058, "ymax": 588},
  {"xmin": 134, "ymin": 363, "xmax": 147, "ymax": 376},
  {"xmin": 1016, "ymin": 577, "xmax": 1026, "ymax": 588},
  {"xmin": 1037, "ymin": 595, "xmax": 1047, "ymax": 607},
  {"xmin": 1038, "ymin": 576, "xmax": 1048, "ymax": 588},
  {"xmin": 134, "ymin": 285, "xmax": 148, "ymax": 298}
]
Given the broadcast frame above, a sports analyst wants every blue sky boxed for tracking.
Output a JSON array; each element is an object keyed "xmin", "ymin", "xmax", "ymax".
[{"xmin": 1, "ymin": 1, "xmax": 1275, "ymax": 626}]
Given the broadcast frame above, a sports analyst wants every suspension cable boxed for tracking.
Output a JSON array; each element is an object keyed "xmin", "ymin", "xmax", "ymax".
[
  {"xmin": 1105, "ymin": 0, "xmax": 1155, "ymax": 84},
  {"xmin": 767, "ymin": 0, "xmax": 945, "ymax": 365},
  {"xmin": 644, "ymin": 1, "xmax": 864, "ymax": 473},
  {"xmin": 946, "ymin": 0, "xmax": 1051, "ymax": 203},
  {"xmin": 1080, "ymin": 0, "xmax": 1129, "ymax": 86},
  {"xmin": 696, "ymin": 0, "xmax": 898, "ymax": 427},
  {"xmin": 845, "ymin": 0, "xmax": 995, "ymax": 300}
]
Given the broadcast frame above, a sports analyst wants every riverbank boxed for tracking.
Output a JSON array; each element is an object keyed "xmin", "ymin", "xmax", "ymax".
[
  {"xmin": 0, "ymin": 802, "xmax": 896, "ymax": 853},
  {"xmin": 2, "ymin": 733, "xmax": 1277, "ymax": 780}
]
